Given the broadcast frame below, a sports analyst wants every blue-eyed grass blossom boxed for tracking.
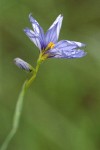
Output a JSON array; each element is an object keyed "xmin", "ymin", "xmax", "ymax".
[{"xmin": 0, "ymin": 14, "xmax": 86, "ymax": 150}]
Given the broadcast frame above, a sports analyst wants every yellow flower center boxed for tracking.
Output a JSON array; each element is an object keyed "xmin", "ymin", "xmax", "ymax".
[
  {"xmin": 47, "ymin": 42, "xmax": 55, "ymax": 49},
  {"xmin": 40, "ymin": 42, "xmax": 55, "ymax": 61},
  {"xmin": 45, "ymin": 42, "xmax": 55, "ymax": 51}
]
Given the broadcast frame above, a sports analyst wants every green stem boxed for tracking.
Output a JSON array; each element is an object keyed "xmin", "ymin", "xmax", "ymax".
[
  {"xmin": 25, "ymin": 55, "xmax": 42, "ymax": 89},
  {"xmin": 0, "ymin": 54, "xmax": 42, "ymax": 150},
  {"xmin": 0, "ymin": 81, "xmax": 26, "ymax": 150}
]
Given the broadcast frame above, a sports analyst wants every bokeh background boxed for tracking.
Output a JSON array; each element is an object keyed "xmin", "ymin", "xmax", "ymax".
[{"xmin": 0, "ymin": 0, "xmax": 100, "ymax": 150}]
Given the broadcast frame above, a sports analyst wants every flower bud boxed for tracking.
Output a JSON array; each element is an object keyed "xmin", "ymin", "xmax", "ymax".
[{"xmin": 14, "ymin": 58, "xmax": 33, "ymax": 72}]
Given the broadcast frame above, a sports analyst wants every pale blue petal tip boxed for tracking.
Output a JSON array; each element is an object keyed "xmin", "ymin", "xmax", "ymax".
[
  {"xmin": 23, "ymin": 28, "xmax": 29, "ymax": 33},
  {"xmin": 29, "ymin": 13, "xmax": 32, "ymax": 20}
]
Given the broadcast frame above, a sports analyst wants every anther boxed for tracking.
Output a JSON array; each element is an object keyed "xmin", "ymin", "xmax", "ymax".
[{"xmin": 45, "ymin": 42, "xmax": 55, "ymax": 51}]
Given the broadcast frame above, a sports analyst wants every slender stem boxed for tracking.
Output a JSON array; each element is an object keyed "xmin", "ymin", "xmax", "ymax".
[
  {"xmin": 0, "ymin": 54, "xmax": 42, "ymax": 150},
  {"xmin": 25, "ymin": 55, "xmax": 42, "ymax": 89},
  {"xmin": 0, "ymin": 81, "xmax": 26, "ymax": 150}
]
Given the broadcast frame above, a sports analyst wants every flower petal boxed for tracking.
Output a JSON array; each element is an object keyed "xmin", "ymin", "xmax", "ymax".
[
  {"xmin": 51, "ymin": 49, "xmax": 86, "ymax": 58},
  {"xmin": 45, "ymin": 14, "xmax": 63, "ymax": 44},
  {"xmin": 24, "ymin": 28, "xmax": 41, "ymax": 50},
  {"xmin": 47, "ymin": 40, "xmax": 86, "ymax": 58},
  {"xmin": 29, "ymin": 14, "xmax": 45, "ymax": 49},
  {"xmin": 55, "ymin": 40, "xmax": 86, "ymax": 50}
]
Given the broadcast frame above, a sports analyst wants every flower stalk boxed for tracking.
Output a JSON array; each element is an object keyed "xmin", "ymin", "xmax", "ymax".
[
  {"xmin": 0, "ymin": 54, "xmax": 42, "ymax": 150},
  {"xmin": 25, "ymin": 53, "xmax": 42, "ymax": 89}
]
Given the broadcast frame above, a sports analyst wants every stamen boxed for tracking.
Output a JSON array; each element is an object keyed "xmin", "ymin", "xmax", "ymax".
[
  {"xmin": 48, "ymin": 42, "xmax": 55, "ymax": 49},
  {"xmin": 46, "ymin": 42, "xmax": 55, "ymax": 50},
  {"xmin": 41, "ymin": 42, "xmax": 55, "ymax": 60}
]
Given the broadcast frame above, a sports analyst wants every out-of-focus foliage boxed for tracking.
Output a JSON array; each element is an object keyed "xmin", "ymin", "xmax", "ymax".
[{"xmin": 0, "ymin": 0, "xmax": 100, "ymax": 150}]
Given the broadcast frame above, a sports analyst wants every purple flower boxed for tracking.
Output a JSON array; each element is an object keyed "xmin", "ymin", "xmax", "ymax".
[{"xmin": 24, "ymin": 14, "xmax": 86, "ymax": 59}]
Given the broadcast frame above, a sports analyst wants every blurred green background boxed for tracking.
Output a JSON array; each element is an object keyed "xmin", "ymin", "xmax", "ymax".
[{"xmin": 0, "ymin": 0, "xmax": 100, "ymax": 149}]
